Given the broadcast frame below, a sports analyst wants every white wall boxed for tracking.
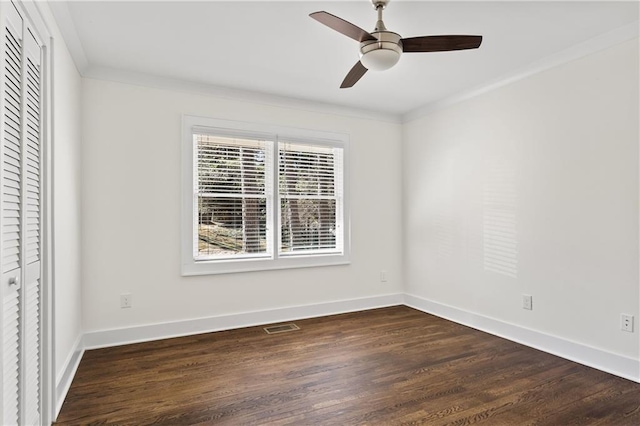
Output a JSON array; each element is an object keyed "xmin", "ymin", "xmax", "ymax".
[
  {"xmin": 403, "ymin": 39, "xmax": 639, "ymax": 361},
  {"xmin": 81, "ymin": 79, "xmax": 403, "ymax": 334},
  {"xmin": 36, "ymin": 1, "xmax": 83, "ymax": 397}
]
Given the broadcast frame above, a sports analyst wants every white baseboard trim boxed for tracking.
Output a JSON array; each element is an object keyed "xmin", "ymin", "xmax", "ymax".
[
  {"xmin": 83, "ymin": 293, "xmax": 404, "ymax": 350},
  {"xmin": 55, "ymin": 334, "xmax": 85, "ymax": 419},
  {"xmin": 404, "ymin": 294, "xmax": 640, "ymax": 383},
  {"xmin": 57, "ymin": 292, "xmax": 638, "ymax": 417}
]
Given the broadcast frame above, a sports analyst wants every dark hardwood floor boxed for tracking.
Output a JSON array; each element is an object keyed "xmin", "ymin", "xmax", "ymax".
[{"xmin": 56, "ymin": 306, "xmax": 640, "ymax": 425}]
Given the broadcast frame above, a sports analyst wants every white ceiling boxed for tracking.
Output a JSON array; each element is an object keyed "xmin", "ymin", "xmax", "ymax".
[{"xmin": 52, "ymin": 1, "xmax": 639, "ymax": 117}]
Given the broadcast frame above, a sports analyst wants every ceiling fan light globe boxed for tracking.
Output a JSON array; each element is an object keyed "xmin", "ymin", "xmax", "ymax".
[
  {"xmin": 360, "ymin": 48, "xmax": 400, "ymax": 71},
  {"xmin": 359, "ymin": 31, "xmax": 403, "ymax": 71}
]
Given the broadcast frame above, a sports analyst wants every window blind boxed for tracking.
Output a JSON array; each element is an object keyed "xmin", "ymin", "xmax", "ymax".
[
  {"xmin": 279, "ymin": 141, "xmax": 343, "ymax": 255},
  {"xmin": 195, "ymin": 134, "xmax": 271, "ymax": 260}
]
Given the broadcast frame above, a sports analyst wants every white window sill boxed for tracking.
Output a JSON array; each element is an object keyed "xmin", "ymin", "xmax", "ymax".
[{"xmin": 181, "ymin": 254, "xmax": 350, "ymax": 276}]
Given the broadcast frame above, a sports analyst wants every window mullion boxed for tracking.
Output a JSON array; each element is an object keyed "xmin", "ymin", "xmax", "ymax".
[
  {"xmin": 272, "ymin": 137, "xmax": 280, "ymax": 260},
  {"xmin": 334, "ymin": 147, "xmax": 344, "ymax": 254}
]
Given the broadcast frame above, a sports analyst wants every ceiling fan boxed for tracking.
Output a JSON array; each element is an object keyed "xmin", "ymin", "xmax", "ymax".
[{"xmin": 310, "ymin": 0, "xmax": 483, "ymax": 88}]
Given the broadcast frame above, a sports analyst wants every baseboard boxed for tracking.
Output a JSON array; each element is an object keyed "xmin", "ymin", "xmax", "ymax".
[
  {"xmin": 55, "ymin": 334, "xmax": 85, "ymax": 419},
  {"xmin": 58, "ymin": 291, "xmax": 638, "ymax": 418},
  {"xmin": 404, "ymin": 294, "xmax": 640, "ymax": 383},
  {"xmin": 83, "ymin": 293, "xmax": 404, "ymax": 350}
]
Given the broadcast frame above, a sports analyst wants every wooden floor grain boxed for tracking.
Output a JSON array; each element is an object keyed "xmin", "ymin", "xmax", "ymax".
[{"xmin": 56, "ymin": 306, "xmax": 640, "ymax": 425}]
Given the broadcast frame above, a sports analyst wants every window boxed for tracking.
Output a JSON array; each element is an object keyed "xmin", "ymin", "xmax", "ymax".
[
  {"xmin": 195, "ymin": 134, "xmax": 271, "ymax": 261},
  {"xmin": 182, "ymin": 116, "xmax": 349, "ymax": 275}
]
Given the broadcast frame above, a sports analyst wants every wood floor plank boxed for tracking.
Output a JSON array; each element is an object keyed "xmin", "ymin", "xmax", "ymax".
[{"xmin": 55, "ymin": 306, "xmax": 640, "ymax": 425}]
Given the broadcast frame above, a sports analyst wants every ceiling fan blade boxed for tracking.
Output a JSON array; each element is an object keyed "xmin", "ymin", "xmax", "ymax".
[
  {"xmin": 310, "ymin": 11, "xmax": 377, "ymax": 43},
  {"xmin": 401, "ymin": 35, "xmax": 482, "ymax": 53},
  {"xmin": 341, "ymin": 61, "xmax": 368, "ymax": 89}
]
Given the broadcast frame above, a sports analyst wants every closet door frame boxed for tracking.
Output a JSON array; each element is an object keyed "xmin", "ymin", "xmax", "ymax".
[
  {"xmin": 20, "ymin": 2, "xmax": 52, "ymax": 425},
  {"xmin": 0, "ymin": 1, "xmax": 52, "ymax": 424}
]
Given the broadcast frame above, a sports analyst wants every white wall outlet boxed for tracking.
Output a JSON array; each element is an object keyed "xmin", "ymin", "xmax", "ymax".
[
  {"xmin": 522, "ymin": 294, "xmax": 533, "ymax": 310},
  {"xmin": 120, "ymin": 293, "xmax": 132, "ymax": 309},
  {"xmin": 621, "ymin": 314, "xmax": 634, "ymax": 332},
  {"xmin": 380, "ymin": 270, "xmax": 388, "ymax": 282}
]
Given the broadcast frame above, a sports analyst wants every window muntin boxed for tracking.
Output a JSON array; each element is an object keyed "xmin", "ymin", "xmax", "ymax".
[{"xmin": 182, "ymin": 116, "xmax": 349, "ymax": 275}]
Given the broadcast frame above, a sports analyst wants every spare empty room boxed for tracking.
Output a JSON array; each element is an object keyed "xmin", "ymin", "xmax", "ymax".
[{"xmin": 0, "ymin": 0, "xmax": 638, "ymax": 424}]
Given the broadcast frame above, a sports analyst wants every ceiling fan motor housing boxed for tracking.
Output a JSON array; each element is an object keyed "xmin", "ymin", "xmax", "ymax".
[{"xmin": 360, "ymin": 31, "xmax": 403, "ymax": 71}]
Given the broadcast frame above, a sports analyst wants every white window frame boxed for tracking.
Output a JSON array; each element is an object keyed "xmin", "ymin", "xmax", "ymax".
[{"xmin": 181, "ymin": 115, "xmax": 350, "ymax": 276}]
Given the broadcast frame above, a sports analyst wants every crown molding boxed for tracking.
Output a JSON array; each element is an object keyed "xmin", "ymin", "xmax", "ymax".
[
  {"xmin": 403, "ymin": 21, "xmax": 640, "ymax": 123},
  {"xmin": 48, "ymin": 0, "xmax": 89, "ymax": 74},
  {"xmin": 82, "ymin": 65, "xmax": 402, "ymax": 124},
  {"xmin": 48, "ymin": 0, "xmax": 400, "ymax": 123},
  {"xmin": 49, "ymin": 1, "xmax": 636, "ymax": 126}
]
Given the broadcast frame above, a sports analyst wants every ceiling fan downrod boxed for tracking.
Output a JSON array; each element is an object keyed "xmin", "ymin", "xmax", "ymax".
[{"xmin": 373, "ymin": 0, "xmax": 388, "ymax": 31}]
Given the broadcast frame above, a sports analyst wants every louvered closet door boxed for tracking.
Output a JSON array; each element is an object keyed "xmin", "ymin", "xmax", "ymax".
[
  {"xmin": 0, "ymin": 2, "xmax": 43, "ymax": 425},
  {"xmin": 2, "ymin": 4, "xmax": 25, "ymax": 425},
  {"xmin": 21, "ymin": 27, "xmax": 42, "ymax": 426}
]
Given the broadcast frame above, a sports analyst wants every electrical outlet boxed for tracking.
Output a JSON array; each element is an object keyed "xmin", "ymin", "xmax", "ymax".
[
  {"xmin": 120, "ymin": 293, "xmax": 132, "ymax": 309},
  {"xmin": 380, "ymin": 270, "xmax": 388, "ymax": 282},
  {"xmin": 522, "ymin": 294, "xmax": 533, "ymax": 310},
  {"xmin": 621, "ymin": 314, "xmax": 634, "ymax": 332}
]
